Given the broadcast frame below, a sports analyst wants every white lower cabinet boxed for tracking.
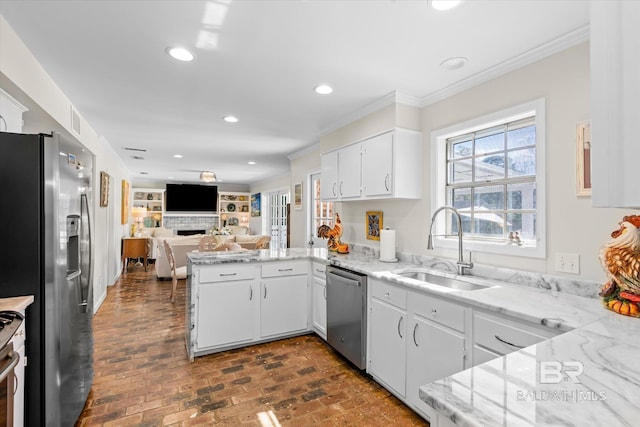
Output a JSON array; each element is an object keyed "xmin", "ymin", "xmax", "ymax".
[
  {"xmin": 261, "ymin": 275, "xmax": 308, "ymax": 338},
  {"xmin": 196, "ymin": 280, "xmax": 257, "ymax": 349},
  {"xmin": 367, "ymin": 278, "xmax": 469, "ymax": 423},
  {"xmin": 369, "ymin": 297, "xmax": 407, "ymax": 398},
  {"xmin": 189, "ymin": 260, "xmax": 309, "ymax": 357},
  {"xmin": 11, "ymin": 318, "xmax": 26, "ymax": 427},
  {"xmin": 312, "ymin": 276, "xmax": 327, "ymax": 338},
  {"xmin": 471, "ymin": 310, "xmax": 557, "ymax": 364}
]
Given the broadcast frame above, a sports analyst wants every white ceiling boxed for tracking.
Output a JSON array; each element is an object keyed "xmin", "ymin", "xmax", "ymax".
[{"xmin": 1, "ymin": 0, "xmax": 589, "ymax": 185}]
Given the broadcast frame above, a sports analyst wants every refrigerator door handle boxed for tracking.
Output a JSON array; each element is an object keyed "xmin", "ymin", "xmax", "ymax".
[{"xmin": 79, "ymin": 193, "xmax": 92, "ymax": 313}]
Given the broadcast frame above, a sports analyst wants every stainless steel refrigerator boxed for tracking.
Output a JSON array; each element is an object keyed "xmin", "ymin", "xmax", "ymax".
[{"xmin": 0, "ymin": 131, "xmax": 94, "ymax": 427}]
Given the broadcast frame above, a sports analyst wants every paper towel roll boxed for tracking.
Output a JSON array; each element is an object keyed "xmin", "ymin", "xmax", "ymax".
[{"xmin": 380, "ymin": 229, "xmax": 397, "ymax": 262}]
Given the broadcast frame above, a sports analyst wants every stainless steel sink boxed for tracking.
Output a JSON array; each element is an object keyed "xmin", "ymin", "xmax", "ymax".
[{"xmin": 392, "ymin": 269, "xmax": 491, "ymax": 291}]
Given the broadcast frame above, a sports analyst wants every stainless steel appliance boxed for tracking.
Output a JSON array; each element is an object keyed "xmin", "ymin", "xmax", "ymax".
[
  {"xmin": 326, "ymin": 265, "xmax": 367, "ymax": 369},
  {"xmin": 0, "ymin": 311, "xmax": 23, "ymax": 426},
  {"xmin": 0, "ymin": 132, "xmax": 94, "ymax": 427}
]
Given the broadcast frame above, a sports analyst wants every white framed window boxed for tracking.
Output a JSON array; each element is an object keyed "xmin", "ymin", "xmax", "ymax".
[
  {"xmin": 308, "ymin": 172, "xmax": 334, "ymax": 248},
  {"xmin": 431, "ymin": 99, "xmax": 546, "ymax": 258}
]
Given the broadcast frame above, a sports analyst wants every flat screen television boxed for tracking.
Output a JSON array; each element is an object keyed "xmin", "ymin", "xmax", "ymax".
[{"xmin": 165, "ymin": 184, "xmax": 218, "ymax": 212}]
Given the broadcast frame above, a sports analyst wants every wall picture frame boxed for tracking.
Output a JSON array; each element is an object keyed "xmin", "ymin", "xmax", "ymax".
[
  {"xmin": 576, "ymin": 120, "xmax": 592, "ymax": 197},
  {"xmin": 121, "ymin": 180, "xmax": 130, "ymax": 224},
  {"xmin": 366, "ymin": 211, "xmax": 383, "ymax": 241},
  {"xmin": 294, "ymin": 182, "xmax": 303, "ymax": 210},
  {"xmin": 99, "ymin": 171, "xmax": 110, "ymax": 207},
  {"xmin": 251, "ymin": 193, "xmax": 261, "ymax": 217}
]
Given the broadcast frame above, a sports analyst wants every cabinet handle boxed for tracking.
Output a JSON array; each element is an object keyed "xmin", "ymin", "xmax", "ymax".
[
  {"xmin": 324, "ymin": 285, "xmax": 327, "ymax": 300},
  {"xmin": 339, "ymin": 181, "xmax": 344, "ymax": 196},
  {"xmin": 278, "ymin": 268, "xmax": 293, "ymax": 272},
  {"xmin": 316, "ymin": 268, "xmax": 324, "ymax": 274},
  {"xmin": 14, "ymin": 373, "xmax": 18, "ymax": 395},
  {"xmin": 384, "ymin": 173, "xmax": 390, "ymax": 191},
  {"xmin": 397, "ymin": 317, "xmax": 403, "ymax": 339},
  {"xmin": 413, "ymin": 323, "xmax": 419, "ymax": 347},
  {"xmin": 332, "ymin": 182, "xmax": 337, "ymax": 197},
  {"xmin": 220, "ymin": 273, "xmax": 237, "ymax": 277},
  {"xmin": 263, "ymin": 285, "xmax": 267, "ymax": 299},
  {"xmin": 494, "ymin": 334, "xmax": 525, "ymax": 349},
  {"xmin": 249, "ymin": 286, "xmax": 253, "ymax": 301}
]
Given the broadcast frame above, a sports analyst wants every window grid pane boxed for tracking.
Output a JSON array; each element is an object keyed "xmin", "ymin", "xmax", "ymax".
[{"xmin": 446, "ymin": 115, "xmax": 536, "ymax": 243}]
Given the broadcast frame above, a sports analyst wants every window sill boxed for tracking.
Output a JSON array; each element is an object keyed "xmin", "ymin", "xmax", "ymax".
[{"xmin": 434, "ymin": 236, "xmax": 545, "ymax": 259}]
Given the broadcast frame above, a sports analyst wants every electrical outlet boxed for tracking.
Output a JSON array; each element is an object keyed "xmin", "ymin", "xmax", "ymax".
[{"xmin": 555, "ymin": 253, "xmax": 580, "ymax": 274}]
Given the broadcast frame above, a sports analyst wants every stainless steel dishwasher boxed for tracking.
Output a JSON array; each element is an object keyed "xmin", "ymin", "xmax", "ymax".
[{"xmin": 326, "ymin": 265, "xmax": 367, "ymax": 369}]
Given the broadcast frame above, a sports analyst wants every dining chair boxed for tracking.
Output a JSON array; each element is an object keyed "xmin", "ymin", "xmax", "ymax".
[
  {"xmin": 163, "ymin": 240, "xmax": 187, "ymax": 303},
  {"xmin": 199, "ymin": 235, "xmax": 218, "ymax": 252}
]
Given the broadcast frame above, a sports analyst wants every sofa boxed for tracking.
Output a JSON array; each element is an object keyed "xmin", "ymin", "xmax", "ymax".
[{"xmin": 149, "ymin": 226, "xmax": 271, "ymax": 279}]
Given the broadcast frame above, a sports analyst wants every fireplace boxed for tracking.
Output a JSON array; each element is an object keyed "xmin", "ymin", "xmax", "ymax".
[{"xmin": 177, "ymin": 229, "xmax": 206, "ymax": 236}]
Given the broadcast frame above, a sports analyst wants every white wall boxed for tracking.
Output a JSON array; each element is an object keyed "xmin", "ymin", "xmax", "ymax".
[
  {"xmin": 289, "ymin": 145, "xmax": 322, "ymax": 248},
  {"xmin": 313, "ymin": 43, "xmax": 634, "ymax": 283},
  {"xmin": 248, "ymin": 173, "xmax": 291, "ymax": 235},
  {"xmin": 1, "ymin": 16, "xmax": 131, "ymax": 311}
]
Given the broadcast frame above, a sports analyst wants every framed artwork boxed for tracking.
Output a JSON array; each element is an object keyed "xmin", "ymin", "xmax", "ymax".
[
  {"xmin": 99, "ymin": 171, "xmax": 110, "ymax": 207},
  {"xmin": 121, "ymin": 180, "xmax": 130, "ymax": 224},
  {"xmin": 366, "ymin": 211, "xmax": 383, "ymax": 241},
  {"xmin": 576, "ymin": 121, "xmax": 592, "ymax": 197},
  {"xmin": 251, "ymin": 193, "xmax": 261, "ymax": 217},
  {"xmin": 294, "ymin": 182, "xmax": 303, "ymax": 210}
]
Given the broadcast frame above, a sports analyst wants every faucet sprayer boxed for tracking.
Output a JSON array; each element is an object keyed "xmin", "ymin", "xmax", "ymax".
[{"xmin": 427, "ymin": 206, "xmax": 474, "ymax": 275}]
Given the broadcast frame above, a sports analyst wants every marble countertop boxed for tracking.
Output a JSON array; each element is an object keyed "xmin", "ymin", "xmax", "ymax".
[
  {"xmin": 420, "ymin": 311, "xmax": 640, "ymax": 426},
  {"xmin": 0, "ymin": 295, "xmax": 34, "ymax": 312},
  {"xmin": 187, "ymin": 247, "xmax": 640, "ymax": 425}
]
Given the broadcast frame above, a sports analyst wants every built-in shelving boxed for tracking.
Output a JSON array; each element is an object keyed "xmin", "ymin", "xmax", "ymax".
[
  {"xmin": 218, "ymin": 192, "xmax": 250, "ymax": 227},
  {"xmin": 132, "ymin": 188, "xmax": 165, "ymax": 227}
]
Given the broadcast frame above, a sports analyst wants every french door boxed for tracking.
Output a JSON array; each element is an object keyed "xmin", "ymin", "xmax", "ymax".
[
  {"xmin": 309, "ymin": 172, "xmax": 334, "ymax": 248},
  {"xmin": 268, "ymin": 190, "xmax": 289, "ymax": 250}
]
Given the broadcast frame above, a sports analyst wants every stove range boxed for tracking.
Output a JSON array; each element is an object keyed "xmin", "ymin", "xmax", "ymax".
[{"xmin": 0, "ymin": 311, "xmax": 23, "ymax": 350}]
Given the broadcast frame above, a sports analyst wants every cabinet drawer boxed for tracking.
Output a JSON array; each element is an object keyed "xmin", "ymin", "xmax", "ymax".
[
  {"xmin": 371, "ymin": 279, "xmax": 406, "ymax": 309},
  {"xmin": 312, "ymin": 262, "xmax": 327, "ymax": 278},
  {"xmin": 262, "ymin": 261, "xmax": 308, "ymax": 278},
  {"xmin": 198, "ymin": 265, "xmax": 257, "ymax": 283},
  {"xmin": 411, "ymin": 292, "xmax": 465, "ymax": 332},
  {"xmin": 474, "ymin": 312, "xmax": 553, "ymax": 355}
]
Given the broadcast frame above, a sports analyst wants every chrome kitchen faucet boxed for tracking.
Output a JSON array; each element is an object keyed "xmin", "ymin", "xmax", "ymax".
[{"xmin": 427, "ymin": 206, "xmax": 474, "ymax": 275}]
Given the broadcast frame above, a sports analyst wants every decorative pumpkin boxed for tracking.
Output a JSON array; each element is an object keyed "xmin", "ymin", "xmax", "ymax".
[
  {"xmin": 599, "ymin": 215, "xmax": 640, "ymax": 317},
  {"xmin": 317, "ymin": 213, "xmax": 349, "ymax": 254}
]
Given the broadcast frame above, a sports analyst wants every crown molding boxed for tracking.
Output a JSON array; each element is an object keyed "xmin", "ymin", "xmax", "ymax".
[
  {"xmin": 419, "ymin": 25, "xmax": 590, "ymax": 107},
  {"xmin": 288, "ymin": 142, "xmax": 321, "ymax": 161},
  {"xmin": 317, "ymin": 90, "xmax": 420, "ymax": 139}
]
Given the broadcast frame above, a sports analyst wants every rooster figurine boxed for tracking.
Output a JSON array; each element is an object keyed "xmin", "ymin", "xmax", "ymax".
[
  {"xmin": 317, "ymin": 213, "xmax": 349, "ymax": 254},
  {"xmin": 599, "ymin": 215, "xmax": 640, "ymax": 317}
]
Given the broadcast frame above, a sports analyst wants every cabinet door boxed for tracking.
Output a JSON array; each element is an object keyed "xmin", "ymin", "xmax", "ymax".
[
  {"xmin": 261, "ymin": 276, "xmax": 308, "ymax": 338},
  {"xmin": 368, "ymin": 299, "xmax": 406, "ymax": 397},
  {"xmin": 590, "ymin": 1, "xmax": 640, "ymax": 207},
  {"xmin": 312, "ymin": 276, "xmax": 327, "ymax": 338},
  {"xmin": 320, "ymin": 151, "xmax": 339, "ymax": 200},
  {"xmin": 362, "ymin": 133, "xmax": 393, "ymax": 197},
  {"xmin": 196, "ymin": 281, "xmax": 256, "ymax": 349},
  {"xmin": 337, "ymin": 143, "xmax": 362, "ymax": 199},
  {"xmin": 407, "ymin": 316, "xmax": 465, "ymax": 410}
]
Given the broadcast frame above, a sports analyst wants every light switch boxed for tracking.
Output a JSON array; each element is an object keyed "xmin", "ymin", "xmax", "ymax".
[{"xmin": 555, "ymin": 253, "xmax": 580, "ymax": 275}]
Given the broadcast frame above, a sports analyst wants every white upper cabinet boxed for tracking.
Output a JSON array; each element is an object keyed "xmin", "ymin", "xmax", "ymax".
[
  {"xmin": 338, "ymin": 143, "xmax": 362, "ymax": 199},
  {"xmin": 362, "ymin": 130, "xmax": 421, "ymax": 199},
  {"xmin": 590, "ymin": 0, "xmax": 640, "ymax": 208},
  {"xmin": 320, "ymin": 150, "xmax": 339, "ymax": 200},
  {"xmin": 321, "ymin": 129, "xmax": 421, "ymax": 201}
]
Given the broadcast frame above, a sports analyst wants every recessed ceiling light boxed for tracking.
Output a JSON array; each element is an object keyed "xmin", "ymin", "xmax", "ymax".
[
  {"xmin": 314, "ymin": 84, "xmax": 333, "ymax": 95},
  {"xmin": 168, "ymin": 176, "xmax": 174, "ymax": 179},
  {"xmin": 248, "ymin": 161, "xmax": 256, "ymax": 165},
  {"xmin": 223, "ymin": 115, "xmax": 239, "ymax": 123},
  {"xmin": 140, "ymin": 171, "xmax": 149, "ymax": 175},
  {"xmin": 173, "ymin": 154, "xmax": 183, "ymax": 158},
  {"xmin": 166, "ymin": 46, "xmax": 195, "ymax": 62},
  {"xmin": 431, "ymin": 1, "xmax": 462, "ymax": 11},
  {"xmin": 440, "ymin": 56, "xmax": 468, "ymax": 70}
]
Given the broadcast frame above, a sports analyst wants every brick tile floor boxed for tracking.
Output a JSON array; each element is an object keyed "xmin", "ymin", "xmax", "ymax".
[{"xmin": 75, "ymin": 264, "xmax": 428, "ymax": 426}]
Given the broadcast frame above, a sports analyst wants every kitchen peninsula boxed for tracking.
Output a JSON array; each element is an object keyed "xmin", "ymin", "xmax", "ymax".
[{"xmin": 185, "ymin": 248, "xmax": 640, "ymax": 426}]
